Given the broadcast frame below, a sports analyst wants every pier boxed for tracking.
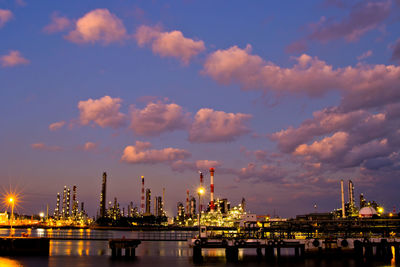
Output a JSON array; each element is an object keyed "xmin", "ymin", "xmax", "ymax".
[
  {"xmin": 109, "ymin": 239, "xmax": 141, "ymax": 258},
  {"xmin": 191, "ymin": 237, "xmax": 400, "ymax": 262}
]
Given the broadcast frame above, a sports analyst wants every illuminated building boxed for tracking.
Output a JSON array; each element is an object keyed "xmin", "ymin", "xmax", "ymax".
[{"xmin": 99, "ymin": 172, "xmax": 107, "ymax": 218}]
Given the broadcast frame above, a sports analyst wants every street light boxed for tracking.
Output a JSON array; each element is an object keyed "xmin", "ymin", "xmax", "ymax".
[
  {"xmin": 8, "ymin": 197, "xmax": 14, "ymax": 234},
  {"xmin": 197, "ymin": 187, "xmax": 205, "ymax": 237}
]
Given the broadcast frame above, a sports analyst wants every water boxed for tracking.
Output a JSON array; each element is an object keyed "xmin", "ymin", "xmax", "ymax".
[{"xmin": 0, "ymin": 229, "xmax": 396, "ymax": 266}]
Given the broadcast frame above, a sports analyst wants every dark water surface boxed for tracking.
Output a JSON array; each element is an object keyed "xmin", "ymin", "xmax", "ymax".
[{"xmin": 0, "ymin": 229, "xmax": 396, "ymax": 267}]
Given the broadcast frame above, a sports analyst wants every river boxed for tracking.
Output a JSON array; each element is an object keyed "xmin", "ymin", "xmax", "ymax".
[{"xmin": 0, "ymin": 228, "xmax": 395, "ymax": 266}]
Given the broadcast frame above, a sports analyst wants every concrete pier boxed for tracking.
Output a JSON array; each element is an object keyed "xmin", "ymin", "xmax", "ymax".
[{"xmin": 109, "ymin": 239, "xmax": 141, "ymax": 259}]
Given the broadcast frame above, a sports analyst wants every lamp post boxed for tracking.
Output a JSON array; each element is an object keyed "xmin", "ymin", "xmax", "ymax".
[
  {"xmin": 197, "ymin": 187, "xmax": 205, "ymax": 237},
  {"xmin": 9, "ymin": 197, "xmax": 14, "ymax": 235}
]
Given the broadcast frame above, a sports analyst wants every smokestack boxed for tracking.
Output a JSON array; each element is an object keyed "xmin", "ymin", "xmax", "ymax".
[
  {"xmin": 210, "ymin": 168, "xmax": 215, "ymax": 212},
  {"xmin": 141, "ymin": 176, "xmax": 145, "ymax": 214},
  {"xmin": 162, "ymin": 187, "xmax": 165, "ymax": 216},
  {"xmin": 341, "ymin": 179, "xmax": 346, "ymax": 218},
  {"xmin": 199, "ymin": 172, "xmax": 203, "ymax": 212},
  {"xmin": 186, "ymin": 190, "xmax": 190, "ymax": 216},
  {"xmin": 348, "ymin": 180, "xmax": 354, "ymax": 206},
  {"xmin": 100, "ymin": 172, "xmax": 107, "ymax": 218}
]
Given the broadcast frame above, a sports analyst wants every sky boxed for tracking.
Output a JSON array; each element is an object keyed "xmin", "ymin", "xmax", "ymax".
[{"xmin": 1, "ymin": 0, "xmax": 400, "ymax": 218}]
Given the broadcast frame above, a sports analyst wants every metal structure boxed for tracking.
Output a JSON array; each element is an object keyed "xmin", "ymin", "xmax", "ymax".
[{"xmin": 99, "ymin": 172, "xmax": 107, "ymax": 218}]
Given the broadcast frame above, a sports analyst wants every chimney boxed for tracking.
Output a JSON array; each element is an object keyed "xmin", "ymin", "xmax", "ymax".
[
  {"xmin": 341, "ymin": 179, "xmax": 346, "ymax": 218},
  {"xmin": 210, "ymin": 168, "xmax": 215, "ymax": 212}
]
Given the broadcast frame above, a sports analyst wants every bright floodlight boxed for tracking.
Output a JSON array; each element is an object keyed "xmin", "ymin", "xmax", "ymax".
[
  {"xmin": 378, "ymin": 207, "xmax": 384, "ymax": 213},
  {"xmin": 8, "ymin": 197, "xmax": 14, "ymax": 203},
  {"xmin": 39, "ymin": 212, "xmax": 45, "ymax": 218},
  {"xmin": 198, "ymin": 187, "xmax": 205, "ymax": 195}
]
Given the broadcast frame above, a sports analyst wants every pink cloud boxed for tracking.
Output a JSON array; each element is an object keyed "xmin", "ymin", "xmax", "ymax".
[
  {"xmin": 65, "ymin": 9, "xmax": 127, "ymax": 44},
  {"xmin": 170, "ymin": 159, "xmax": 221, "ymax": 172},
  {"xmin": 0, "ymin": 9, "xmax": 12, "ymax": 28},
  {"xmin": 31, "ymin": 143, "xmax": 62, "ymax": 152},
  {"xmin": 83, "ymin": 141, "xmax": 97, "ymax": 151},
  {"xmin": 309, "ymin": 0, "xmax": 391, "ymax": 42},
  {"xmin": 49, "ymin": 121, "xmax": 66, "ymax": 131},
  {"xmin": 357, "ymin": 50, "xmax": 373, "ymax": 60},
  {"xmin": 204, "ymin": 45, "xmax": 400, "ymax": 110},
  {"xmin": 135, "ymin": 25, "xmax": 205, "ymax": 64},
  {"xmin": 189, "ymin": 108, "xmax": 252, "ymax": 143},
  {"xmin": 43, "ymin": 12, "xmax": 71, "ymax": 33},
  {"xmin": 270, "ymin": 107, "xmax": 368, "ymax": 152},
  {"xmin": 0, "ymin": 50, "xmax": 30, "ymax": 67},
  {"xmin": 236, "ymin": 162, "xmax": 287, "ymax": 181},
  {"xmin": 78, "ymin": 95, "xmax": 127, "ymax": 128},
  {"xmin": 294, "ymin": 131, "xmax": 349, "ymax": 160},
  {"xmin": 121, "ymin": 141, "xmax": 191, "ymax": 164},
  {"xmin": 130, "ymin": 101, "xmax": 190, "ymax": 136}
]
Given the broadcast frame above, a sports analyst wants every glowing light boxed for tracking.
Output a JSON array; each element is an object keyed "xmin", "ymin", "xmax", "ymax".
[
  {"xmin": 198, "ymin": 187, "xmax": 205, "ymax": 195},
  {"xmin": 8, "ymin": 197, "xmax": 14, "ymax": 203},
  {"xmin": 378, "ymin": 207, "xmax": 384, "ymax": 213},
  {"xmin": 39, "ymin": 212, "xmax": 44, "ymax": 218}
]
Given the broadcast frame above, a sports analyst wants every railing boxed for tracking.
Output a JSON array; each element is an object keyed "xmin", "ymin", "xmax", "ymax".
[{"xmin": 137, "ymin": 231, "xmax": 196, "ymax": 241}]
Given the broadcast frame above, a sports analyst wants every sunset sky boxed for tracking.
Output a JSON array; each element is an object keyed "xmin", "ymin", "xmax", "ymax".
[{"xmin": 1, "ymin": 0, "xmax": 400, "ymax": 217}]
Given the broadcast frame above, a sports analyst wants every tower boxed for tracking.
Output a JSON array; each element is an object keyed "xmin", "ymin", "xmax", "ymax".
[
  {"xmin": 348, "ymin": 180, "xmax": 354, "ymax": 206},
  {"xmin": 54, "ymin": 192, "xmax": 60, "ymax": 219},
  {"xmin": 186, "ymin": 190, "xmax": 190, "ymax": 216},
  {"xmin": 199, "ymin": 172, "xmax": 203, "ymax": 212},
  {"xmin": 100, "ymin": 172, "xmax": 107, "ymax": 218},
  {"xmin": 66, "ymin": 188, "xmax": 71, "ymax": 217},
  {"xmin": 210, "ymin": 168, "xmax": 215, "ymax": 212},
  {"xmin": 340, "ymin": 179, "xmax": 346, "ymax": 218},
  {"xmin": 141, "ymin": 176, "xmax": 145, "ymax": 214},
  {"xmin": 72, "ymin": 185, "xmax": 78, "ymax": 219},
  {"xmin": 145, "ymin": 188, "xmax": 151, "ymax": 215},
  {"xmin": 62, "ymin": 186, "xmax": 67, "ymax": 218}
]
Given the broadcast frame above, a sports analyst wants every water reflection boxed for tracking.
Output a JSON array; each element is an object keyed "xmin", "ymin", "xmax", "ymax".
[{"xmin": 0, "ymin": 257, "xmax": 22, "ymax": 267}]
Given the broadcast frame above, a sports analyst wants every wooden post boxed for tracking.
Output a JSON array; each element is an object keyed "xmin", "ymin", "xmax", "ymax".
[{"xmin": 193, "ymin": 246, "xmax": 202, "ymax": 262}]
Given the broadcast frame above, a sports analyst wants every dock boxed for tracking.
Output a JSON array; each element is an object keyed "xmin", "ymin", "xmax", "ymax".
[
  {"xmin": 109, "ymin": 239, "xmax": 141, "ymax": 258},
  {"xmin": 191, "ymin": 237, "xmax": 400, "ymax": 262}
]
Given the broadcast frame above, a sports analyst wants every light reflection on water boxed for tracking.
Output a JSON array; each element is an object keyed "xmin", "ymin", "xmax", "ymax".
[{"xmin": 0, "ymin": 229, "xmax": 398, "ymax": 267}]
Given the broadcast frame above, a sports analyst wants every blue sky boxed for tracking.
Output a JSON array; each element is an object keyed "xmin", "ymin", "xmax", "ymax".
[{"xmin": 1, "ymin": 0, "xmax": 400, "ymax": 217}]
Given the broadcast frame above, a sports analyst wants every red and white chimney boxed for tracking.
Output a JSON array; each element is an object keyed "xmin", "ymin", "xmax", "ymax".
[
  {"xmin": 199, "ymin": 172, "xmax": 203, "ymax": 212},
  {"xmin": 210, "ymin": 168, "xmax": 215, "ymax": 212}
]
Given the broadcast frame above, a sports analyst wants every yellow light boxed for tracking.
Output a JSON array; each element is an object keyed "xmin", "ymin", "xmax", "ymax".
[
  {"xmin": 389, "ymin": 213, "xmax": 393, "ymax": 217},
  {"xmin": 198, "ymin": 187, "xmax": 205, "ymax": 195},
  {"xmin": 8, "ymin": 197, "xmax": 14, "ymax": 203},
  {"xmin": 378, "ymin": 207, "xmax": 384, "ymax": 213}
]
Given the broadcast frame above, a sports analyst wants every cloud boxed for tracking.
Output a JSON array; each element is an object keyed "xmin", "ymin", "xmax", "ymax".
[
  {"xmin": 31, "ymin": 143, "xmax": 62, "ymax": 151},
  {"xmin": 49, "ymin": 121, "xmax": 66, "ymax": 131},
  {"xmin": 235, "ymin": 162, "xmax": 287, "ymax": 182},
  {"xmin": 83, "ymin": 142, "xmax": 97, "ymax": 151},
  {"xmin": 270, "ymin": 107, "xmax": 368, "ymax": 152},
  {"xmin": 357, "ymin": 50, "xmax": 373, "ymax": 60},
  {"xmin": 203, "ymin": 45, "xmax": 400, "ymax": 110},
  {"xmin": 392, "ymin": 38, "xmax": 400, "ymax": 63},
  {"xmin": 171, "ymin": 159, "xmax": 221, "ymax": 172},
  {"xmin": 0, "ymin": 50, "xmax": 30, "ymax": 67},
  {"xmin": 189, "ymin": 108, "xmax": 252, "ymax": 143},
  {"xmin": 285, "ymin": 40, "xmax": 308, "ymax": 54},
  {"xmin": 0, "ymin": 9, "xmax": 12, "ymax": 28},
  {"xmin": 294, "ymin": 131, "xmax": 350, "ymax": 160},
  {"xmin": 15, "ymin": 0, "xmax": 27, "ymax": 7},
  {"xmin": 121, "ymin": 141, "xmax": 191, "ymax": 164},
  {"xmin": 43, "ymin": 13, "xmax": 71, "ymax": 33},
  {"xmin": 65, "ymin": 9, "xmax": 127, "ymax": 44},
  {"xmin": 135, "ymin": 25, "xmax": 205, "ymax": 64},
  {"xmin": 309, "ymin": 0, "xmax": 391, "ymax": 42},
  {"xmin": 78, "ymin": 95, "xmax": 127, "ymax": 128},
  {"xmin": 130, "ymin": 101, "xmax": 190, "ymax": 136}
]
